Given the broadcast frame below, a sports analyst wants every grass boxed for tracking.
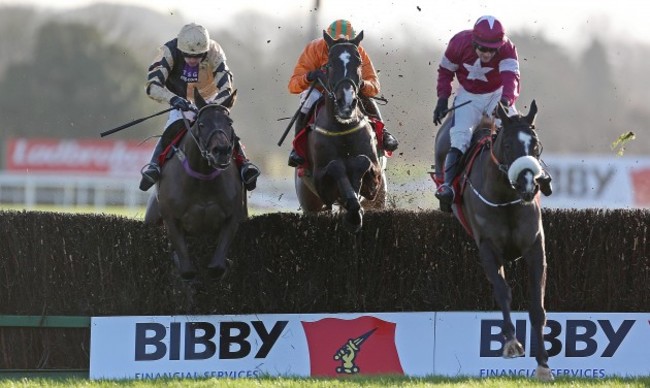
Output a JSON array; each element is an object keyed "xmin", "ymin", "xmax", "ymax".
[{"xmin": 1, "ymin": 376, "xmax": 649, "ymax": 387}]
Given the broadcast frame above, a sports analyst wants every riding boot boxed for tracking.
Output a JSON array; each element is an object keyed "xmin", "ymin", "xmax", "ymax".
[
  {"xmin": 537, "ymin": 169, "xmax": 553, "ymax": 196},
  {"xmin": 435, "ymin": 147, "xmax": 463, "ymax": 213},
  {"xmin": 234, "ymin": 140, "xmax": 261, "ymax": 191},
  {"xmin": 139, "ymin": 139, "xmax": 165, "ymax": 192},
  {"xmin": 288, "ymin": 111, "xmax": 308, "ymax": 167},
  {"xmin": 363, "ymin": 97, "xmax": 399, "ymax": 152}
]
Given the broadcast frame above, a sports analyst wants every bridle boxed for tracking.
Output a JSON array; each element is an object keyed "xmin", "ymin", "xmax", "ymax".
[
  {"xmin": 489, "ymin": 122, "xmax": 543, "ymax": 177},
  {"xmin": 320, "ymin": 42, "xmax": 361, "ymax": 111},
  {"xmin": 467, "ymin": 121, "xmax": 544, "ymax": 207},
  {"xmin": 176, "ymin": 104, "xmax": 234, "ymax": 179}
]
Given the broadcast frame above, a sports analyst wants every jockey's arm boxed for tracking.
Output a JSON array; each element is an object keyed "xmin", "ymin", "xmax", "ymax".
[
  {"xmin": 359, "ymin": 47, "xmax": 379, "ymax": 97},
  {"xmin": 145, "ymin": 45, "xmax": 177, "ymax": 104}
]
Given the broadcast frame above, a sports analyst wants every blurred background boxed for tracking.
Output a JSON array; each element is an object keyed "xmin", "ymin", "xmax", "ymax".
[{"xmin": 0, "ymin": 0, "xmax": 648, "ymax": 217}]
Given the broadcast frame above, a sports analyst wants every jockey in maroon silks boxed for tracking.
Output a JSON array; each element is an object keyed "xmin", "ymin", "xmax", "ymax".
[{"xmin": 432, "ymin": 15, "xmax": 552, "ymax": 212}]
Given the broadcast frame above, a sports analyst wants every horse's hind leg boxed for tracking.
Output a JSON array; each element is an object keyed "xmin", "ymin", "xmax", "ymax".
[
  {"xmin": 479, "ymin": 240, "xmax": 523, "ymax": 358},
  {"xmin": 207, "ymin": 216, "xmax": 240, "ymax": 280},
  {"xmin": 143, "ymin": 190, "xmax": 162, "ymax": 225},
  {"xmin": 164, "ymin": 219, "xmax": 197, "ymax": 280},
  {"xmin": 525, "ymin": 237, "xmax": 553, "ymax": 381}
]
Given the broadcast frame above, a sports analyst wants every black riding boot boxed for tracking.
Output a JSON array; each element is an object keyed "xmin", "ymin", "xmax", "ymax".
[
  {"xmin": 288, "ymin": 111, "xmax": 308, "ymax": 167},
  {"xmin": 537, "ymin": 169, "xmax": 553, "ymax": 196},
  {"xmin": 435, "ymin": 147, "xmax": 463, "ymax": 213},
  {"xmin": 139, "ymin": 139, "xmax": 165, "ymax": 191},
  {"xmin": 235, "ymin": 141, "xmax": 261, "ymax": 191},
  {"xmin": 362, "ymin": 97, "xmax": 399, "ymax": 152}
]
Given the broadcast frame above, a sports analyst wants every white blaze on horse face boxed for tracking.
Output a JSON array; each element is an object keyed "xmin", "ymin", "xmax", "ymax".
[
  {"xmin": 518, "ymin": 131, "xmax": 533, "ymax": 155},
  {"xmin": 339, "ymin": 50, "xmax": 351, "ymax": 78},
  {"xmin": 343, "ymin": 86, "xmax": 355, "ymax": 106}
]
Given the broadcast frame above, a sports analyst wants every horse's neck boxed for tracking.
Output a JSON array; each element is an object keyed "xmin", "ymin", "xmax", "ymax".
[{"xmin": 472, "ymin": 145, "xmax": 516, "ymax": 200}]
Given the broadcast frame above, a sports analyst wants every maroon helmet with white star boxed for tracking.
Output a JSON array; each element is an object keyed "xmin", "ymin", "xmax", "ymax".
[{"xmin": 472, "ymin": 15, "xmax": 506, "ymax": 49}]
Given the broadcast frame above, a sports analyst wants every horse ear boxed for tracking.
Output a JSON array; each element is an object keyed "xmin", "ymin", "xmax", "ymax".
[
  {"xmin": 496, "ymin": 101, "xmax": 511, "ymax": 123},
  {"xmin": 524, "ymin": 100, "xmax": 538, "ymax": 126},
  {"xmin": 351, "ymin": 30, "xmax": 364, "ymax": 46},
  {"xmin": 193, "ymin": 88, "xmax": 207, "ymax": 109},
  {"xmin": 221, "ymin": 89, "xmax": 237, "ymax": 109},
  {"xmin": 323, "ymin": 30, "xmax": 335, "ymax": 48}
]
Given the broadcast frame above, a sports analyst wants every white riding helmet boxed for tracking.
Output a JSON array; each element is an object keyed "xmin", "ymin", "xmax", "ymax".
[{"xmin": 177, "ymin": 23, "xmax": 210, "ymax": 55}]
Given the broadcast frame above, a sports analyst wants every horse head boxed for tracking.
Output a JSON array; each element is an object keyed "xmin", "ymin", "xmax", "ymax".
[
  {"xmin": 191, "ymin": 88, "xmax": 238, "ymax": 169},
  {"xmin": 493, "ymin": 100, "xmax": 544, "ymax": 202},
  {"xmin": 323, "ymin": 30, "xmax": 364, "ymax": 124}
]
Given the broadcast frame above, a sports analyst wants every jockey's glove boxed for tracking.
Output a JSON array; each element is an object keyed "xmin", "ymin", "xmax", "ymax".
[
  {"xmin": 433, "ymin": 97, "xmax": 449, "ymax": 126},
  {"xmin": 306, "ymin": 69, "xmax": 326, "ymax": 84},
  {"xmin": 170, "ymin": 96, "xmax": 193, "ymax": 112}
]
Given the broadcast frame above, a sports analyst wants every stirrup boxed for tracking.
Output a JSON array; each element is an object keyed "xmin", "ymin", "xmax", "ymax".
[
  {"xmin": 383, "ymin": 132, "xmax": 399, "ymax": 152},
  {"xmin": 140, "ymin": 163, "xmax": 160, "ymax": 182},
  {"xmin": 288, "ymin": 149, "xmax": 305, "ymax": 167},
  {"xmin": 139, "ymin": 163, "xmax": 160, "ymax": 191},
  {"xmin": 435, "ymin": 184, "xmax": 455, "ymax": 213},
  {"xmin": 240, "ymin": 162, "xmax": 261, "ymax": 185}
]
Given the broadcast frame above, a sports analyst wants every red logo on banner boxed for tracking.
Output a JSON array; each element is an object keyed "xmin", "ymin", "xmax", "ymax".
[
  {"xmin": 631, "ymin": 168, "xmax": 650, "ymax": 206},
  {"xmin": 301, "ymin": 316, "xmax": 404, "ymax": 377}
]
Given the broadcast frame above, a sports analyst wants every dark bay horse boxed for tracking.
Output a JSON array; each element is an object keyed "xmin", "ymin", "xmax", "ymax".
[
  {"xmin": 144, "ymin": 89, "xmax": 247, "ymax": 280},
  {"xmin": 434, "ymin": 101, "xmax": 553, "ymax": 381},
  {"xmin": 295, "ymin": 30, "xmax": 386, "ymax": 233}
]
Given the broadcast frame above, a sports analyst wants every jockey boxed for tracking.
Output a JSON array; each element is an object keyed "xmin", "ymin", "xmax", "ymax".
[
  {"xmin": 432, "ymin": 15, "xmax": 552, "ymax": 212},
  {"xmin": 286, "ymin": 19, "xmax": 399, "ymax": 167},
  {"xmin": 140, "ymin": 23, "xmax": 260, "ymax": 192}
]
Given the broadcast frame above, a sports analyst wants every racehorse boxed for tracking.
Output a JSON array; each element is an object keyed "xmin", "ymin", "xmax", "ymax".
[
  {"xmin": 434, "ymin": 101, "xmax": 553, "ymax": 381},
  {"xmin": 295, "ymin": 30, "xmax": 386, "ymax": 233},
  {"xmin": 144, "ymin": 89, "xmax": 247, "ymax": 280}
]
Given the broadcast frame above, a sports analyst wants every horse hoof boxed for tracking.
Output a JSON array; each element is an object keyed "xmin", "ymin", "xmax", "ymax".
[
  {"xmin": 502, "ymin": 339, "xmax": 525, "ymax": 358},
  {"xmin": 535, "ymin": 366, "xmax": 554, "ymax": 381},
  {"xmin": 180, "ymin": 269, "xmax": 197, "ymax": 280},
  {"xmin": 343, "ymin": 210, "xmax": 363, "ymax": 233},
  {"xmin": 207, "ymin": 259, "xmax": 231, "ymax": 280}
]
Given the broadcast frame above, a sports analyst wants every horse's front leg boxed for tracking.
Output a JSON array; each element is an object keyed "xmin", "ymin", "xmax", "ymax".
[
  {"xmin": 318, "ymin": 159, "xmax": 367, "ymax": 232},
  {"xmin": 524, "ymin": 234, "xmax": 553, "ymax": 381},
  {"xmin": 346, "ymin": 155, "xmax": 373, "ymax": 196},
  {"xmin": 478, "ymin": 240, "xmax": 522, "ymax": 358},
  {"xmin": 207, "ymin": 215, "xmax": 240, "ymax": 280},
  {"xmin": 164, "ymin": 218, "xmax": 197, "ymax": 280}
]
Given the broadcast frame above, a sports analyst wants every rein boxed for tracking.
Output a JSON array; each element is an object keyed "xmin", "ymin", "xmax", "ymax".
[{"xmin": 467, "ymin": 122, "xmax": 540, "ymax": 207}]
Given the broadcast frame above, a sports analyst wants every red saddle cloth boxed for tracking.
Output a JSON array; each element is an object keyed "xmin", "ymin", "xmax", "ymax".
[{"xmin": 430, "ymin": 135, "xmax": 492, "ymax": 238}]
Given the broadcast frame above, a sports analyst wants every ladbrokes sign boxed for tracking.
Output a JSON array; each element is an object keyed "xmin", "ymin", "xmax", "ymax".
[{"xmin": 7, "ymin": 138, "xmax": 154, "ymax": 177}]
